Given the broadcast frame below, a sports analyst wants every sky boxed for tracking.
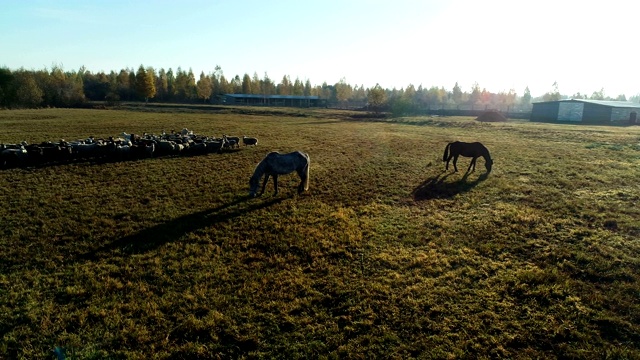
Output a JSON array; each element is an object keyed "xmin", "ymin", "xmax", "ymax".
[{"xmin": 1, "ymin": 0, "xmax": 639, "ymax": 98}]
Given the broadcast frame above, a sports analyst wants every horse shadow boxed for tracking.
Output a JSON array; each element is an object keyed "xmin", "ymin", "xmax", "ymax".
[
  {"xmin": 77, "ymin": 195, "xmax": 287, "ymax": 262},
  {"xmin": 412, "ymin": 171, "xmax": 489, "ymax": 201}
]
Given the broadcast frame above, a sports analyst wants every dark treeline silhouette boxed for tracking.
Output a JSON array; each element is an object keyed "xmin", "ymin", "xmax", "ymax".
[{"xmin": 0, "ymin": 65, "xmax": 636, "ymax": 115}]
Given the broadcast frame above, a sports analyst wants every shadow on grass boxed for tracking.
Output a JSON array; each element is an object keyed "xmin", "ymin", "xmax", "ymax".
[
  {"xmin": 78, "ymin": 195, "xmax": 288, "ymax": 261},
  {"xmin": 412, "ymin": 171, "xmax": 489, "ymax": 201}
]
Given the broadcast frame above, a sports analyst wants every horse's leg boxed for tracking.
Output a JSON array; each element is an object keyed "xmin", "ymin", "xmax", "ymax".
[
  {"xmin": 467, "ymin": 157, "xmax": 477, "ymax": 173},
  {"xmin": 452, "ymin": 155, "xmax": 459, "ymax": 172},
  {"xmin": 272, "ymin": 175, "xmax": 279, "ymax": 196},
  {"xmin": 297, "ymin": 169, "xmax": 305, "ymax": 194},
  {"xmin": 260, "ymin": 174, "xmax": 270, "ymax": 196}
]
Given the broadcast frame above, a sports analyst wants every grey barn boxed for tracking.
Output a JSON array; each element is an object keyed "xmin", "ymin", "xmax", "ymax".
[
  {"xmin": 219, "ymin": 94, "xmax": 325, "ymax": 107},
  {"xmin": 530, "ymin": 99, "xmax": 640, "ymax": 125}
]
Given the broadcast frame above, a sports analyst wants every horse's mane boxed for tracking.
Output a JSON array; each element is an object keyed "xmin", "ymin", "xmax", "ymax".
[{"xmin": 250, "ymin": 157, "xmax": 269, "ymax": 181}]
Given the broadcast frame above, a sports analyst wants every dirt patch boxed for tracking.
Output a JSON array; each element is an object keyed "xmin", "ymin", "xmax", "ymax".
[{"xmin": 476, "ymin": 110, "xmax": 507, "ymax": 122}]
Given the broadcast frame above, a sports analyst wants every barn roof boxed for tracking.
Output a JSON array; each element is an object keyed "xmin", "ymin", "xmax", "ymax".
[
  {"xmin": 225, "ymin": 94, "xmax": 319, "ymax": 100},
  {"xmin": 534, "ymin": 99, "xmax": 640, "ymax": 109}
]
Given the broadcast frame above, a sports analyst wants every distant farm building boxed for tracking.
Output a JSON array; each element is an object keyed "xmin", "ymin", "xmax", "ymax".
[
  {"xmin": 531, "ymin": 99, "xmax": 640, "ymax": 125},
  {"xmin": 217, "ymin": 94, "xmax": 325, "ymax": 107}
]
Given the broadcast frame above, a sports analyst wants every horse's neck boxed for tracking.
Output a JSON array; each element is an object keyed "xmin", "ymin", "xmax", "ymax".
[{"xmin": 251, "ymin": 160, "xmax": 269, "ymax": 180}]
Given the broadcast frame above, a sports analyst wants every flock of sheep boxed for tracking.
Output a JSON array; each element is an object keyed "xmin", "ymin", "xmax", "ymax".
[{"xmin": 0, "ymin": 128, "xmax": 258, "ymax": 169}]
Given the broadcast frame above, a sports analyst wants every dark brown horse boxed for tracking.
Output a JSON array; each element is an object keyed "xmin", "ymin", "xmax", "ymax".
[{"xmin": 443, "ymin": 141, "xmax": 492, "ymax": 173}]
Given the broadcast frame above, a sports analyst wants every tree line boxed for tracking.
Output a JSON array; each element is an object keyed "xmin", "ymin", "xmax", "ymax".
[{"xmin": 0, "ymin": 65, "xmax": 636, "ymax": 114}]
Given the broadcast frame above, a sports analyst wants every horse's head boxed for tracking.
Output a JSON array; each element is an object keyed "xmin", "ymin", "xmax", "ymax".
[{"xmin": 485, "ymin": 158, "xmax": 493, "ymax": 173}]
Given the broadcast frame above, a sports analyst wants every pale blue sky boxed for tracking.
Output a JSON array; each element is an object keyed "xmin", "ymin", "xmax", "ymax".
[{"xmin": 1, "ymin": 0, "xmax": 638, "ymax": 98}]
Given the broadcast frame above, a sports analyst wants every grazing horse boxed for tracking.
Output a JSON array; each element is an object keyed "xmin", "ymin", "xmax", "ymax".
[
  {"xmin": 249, "ymin": 151, "xmax": 310, "ymax": 197},
  {"xmin": 443, "ymin": 141, "xmax": 493, "ymax": 173}
]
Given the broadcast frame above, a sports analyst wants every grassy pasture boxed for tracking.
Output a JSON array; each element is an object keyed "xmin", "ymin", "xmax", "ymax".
[{"xmin": 1, "ymin": 106, "xmax": 640, "ymax": 359}]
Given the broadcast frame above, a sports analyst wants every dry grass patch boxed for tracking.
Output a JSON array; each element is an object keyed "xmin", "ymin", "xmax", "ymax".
[{"xmin": 1, "ymin": 107, "xmax": 640, "ymax": 358}]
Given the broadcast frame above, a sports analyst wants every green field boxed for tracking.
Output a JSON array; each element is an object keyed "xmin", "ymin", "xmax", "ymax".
[{"xmin": 1, "ymin": 107, "xmax": 639, "ymax": 359}]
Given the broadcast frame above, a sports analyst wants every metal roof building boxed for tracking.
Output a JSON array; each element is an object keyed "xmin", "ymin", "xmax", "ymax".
[
  {"xmin": 219, "ymin": 94, "xmax": 325, "ymax": 107},
  {"xmin": 531, "ymin": 99, "xmax": 640, "ymax": 125}
]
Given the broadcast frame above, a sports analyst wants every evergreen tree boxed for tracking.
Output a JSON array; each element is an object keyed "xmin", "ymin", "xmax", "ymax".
[
  {"xmin": 186, "ymin": 69, "xmax": 196, "ymax": 99},
  {"xmin": 128, "ymin": 70, "xmax": 137, "ymax": 100},
  {"xmin": 292, "ymin": 77, "xmax": 304, "ymax": 96},
  {"xmin": 166, "ymin": 68, "xmax": 176, "ymax": 101},
  {"xmin": 261, "ymin": 73, "xmax": 274, "ymax": 96},
  {"xmin": 304, "ymin": 79, "xmax": 312, "ymax": 97},
  {"xmin": 451, "ymin": 82, "xmax": 462, "ymax": 104},
  {"xmin": 174, "ymin": 67, "xmax": 189, "ymax": 101},
  {"xmin": 521, "ymin": 86, "xmax": 532, "ymax": 105},
  {"xmin": 0, "ymin": 67, "xmax": 14, "ymax": 107},
  {"xmin": 156, "ymin": 68, "xmax": 168, "ymax": 101}
]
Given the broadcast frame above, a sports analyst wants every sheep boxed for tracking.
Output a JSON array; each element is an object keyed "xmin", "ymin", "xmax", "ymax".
[
  {"xmin": 223, "ymin": 135, "xmax": 240, "ymax": 149},
  {"xmin": 242, "ymin": 136, "xmax": 258, "ymax": 146}
]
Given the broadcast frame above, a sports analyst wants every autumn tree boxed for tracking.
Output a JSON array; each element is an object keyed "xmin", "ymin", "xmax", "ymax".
[
  {"xmin": 232, "ymin": 75, "xmax": 242, "ymax": 93},
  {"xmin": 41, "ymin": 65, "xmax": 85, "ymax": 107},
  {"xmin": 135, "ymin": 65, "xmax": 156, "ymax": 102},
  {"xmin": 590, "ymin": 88, "xmax": 605, "ymax": 100},
  {"xmin": 242, "ymin": 73, "xmax": 252, "ymax": 94},
  {"xmin": 292, "ymin": 77, "xmax": 304, "ymax": 96},
  {"xmin": 480, "ymin": 88, "xmax": 491, "ymax": 105},
  {"xmin": 13, "ymin": 70, "xmax": 43, "ymax": 108},
  {"xmin": 391, "ymin": 84, "xmax": 418, "ymax": 115},
  {"xmin": 219, "ymin": 75, "xmax": 231, "ymax": 94},
  {"xmin": 425, "ymin": 86, "xmax": 446, "ymax": 106},
  {"xmin": 196, "ymin": 71, "xmax": 212, "ymax": 103},
  {"xmin": 304, "ymin": 79, "xmax": 312, "ymax": 97},
  {"xmin": 261, "ymin": 73, "xmax": 275, "ymax": 96},
  {"xmin": 367, "ymin": 83, "xmax": 387, "ymax": 113},
  {"xmin": 278, "ymin": 75, "xmax": 291, "ymax": 95},
  {"xmin": 469, "ymin": 82, "xmax": 481, "ymax": 105},
  {"xmin": 542, "ymin": 81, "xmax": 561, "ymax": 101},
  {"xmin": 335, "ymin": 78, "xmax": 352, "ymax": 107},
  {"xmin": 352, "ymin": 85, "xmax": 366, "ymax": 103},
  {"xmin": 252, "ymin": 72, "xmax": 261, "ymax": 94}
]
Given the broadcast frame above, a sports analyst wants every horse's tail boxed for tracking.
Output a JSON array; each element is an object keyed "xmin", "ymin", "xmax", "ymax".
[
  {"xmin": 443, "ymin": 142, "xmax": 452, "ymax": 162},
  {"xmin": 303, "ymin": 153, "xmax": 310, "ymax": 191}
]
